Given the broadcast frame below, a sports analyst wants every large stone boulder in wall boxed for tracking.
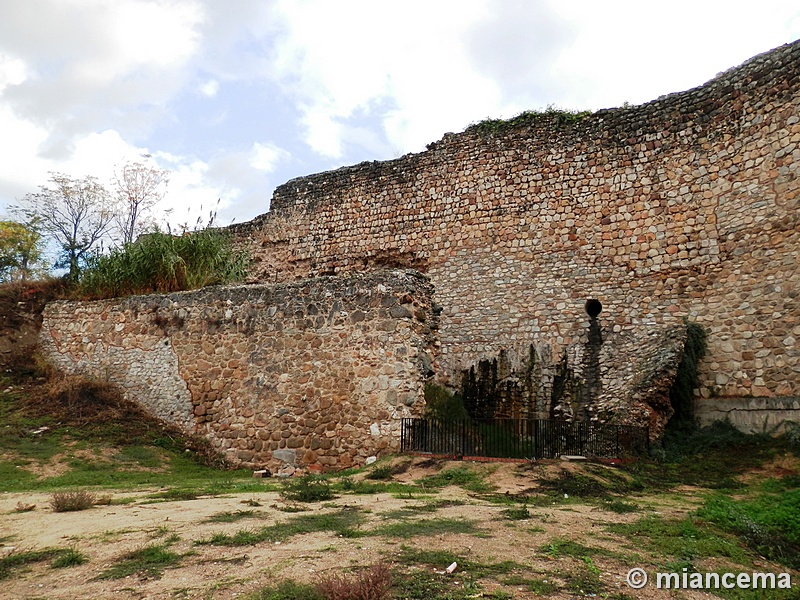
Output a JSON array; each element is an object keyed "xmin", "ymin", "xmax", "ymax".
[{"xmin": 592, "ymin": 324, "xmax": 689, "ymax": 438}]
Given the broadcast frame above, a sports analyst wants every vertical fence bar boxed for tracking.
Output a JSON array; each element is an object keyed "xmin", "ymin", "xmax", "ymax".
[{"xmin": 399, "ymin": 418, "xmax": 647, "ymax": 459}]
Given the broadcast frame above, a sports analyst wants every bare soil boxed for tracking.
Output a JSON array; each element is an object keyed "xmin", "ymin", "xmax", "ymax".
[{"xmin": 0, "ymin": 457, "xmax": 741, "ymax": 600}]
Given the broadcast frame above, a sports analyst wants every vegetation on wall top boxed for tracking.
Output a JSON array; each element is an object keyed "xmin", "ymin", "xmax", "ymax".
[
  {"xmin": 466, "ymin": 105, "xmax": 593, "ymax": 137},
  {"xmin": 77, "ymin": 229, "xmax": 249, "ymax": 300}
]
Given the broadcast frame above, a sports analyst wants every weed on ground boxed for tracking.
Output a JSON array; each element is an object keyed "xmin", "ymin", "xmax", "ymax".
[
  {"xmin": 203, "ymin": 509, "xmax": 259, "ymax": 524},
  {"xmin": 197, "ymin": 508, "xmax": 366, "ymax": 547},
  {"xmin": 94, "ymin": 542, "xmax": 188, "ymax": 580},
  {"xmin": 416, "ymin": 466, "xmax": 496, "ymax": 493},
  {"xmin": 0, "ymin": 547, "xmax": 85, "ymax": 581}
]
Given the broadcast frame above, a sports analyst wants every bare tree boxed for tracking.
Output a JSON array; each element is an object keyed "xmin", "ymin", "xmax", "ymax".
[
  {"xmin": 13, "ymin": 173, "xmax": 114, "ymax": 282},
  {"xmin": 113, "ymin": 158, "xmax": 169, "ymax": 244}
]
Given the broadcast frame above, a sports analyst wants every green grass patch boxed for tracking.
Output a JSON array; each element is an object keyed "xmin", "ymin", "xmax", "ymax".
[
  {"xmin": 389, "ymin": 568, "xmax": 479, "ymax": 600},
  {"xmin": 631, "ymin": 421, "xmax": 780, "ymax": 491},
  {"xmin": 696, "ymin": 486, "xmax": 800, "ymax": 569},
  {"xmin": 564, "ymin": 556, "xmax": 604, "ymax": 596},
  {"xmin": 500, "ymin": 505, "xmax": 531, "ymax": 520},
  {"xmin": 364, "ymin": 465, "xmax": 393, "ymax": 480},
  {"xmin": 246, "ymin": 579, "xmax": 324, "ymax": 600},
  {"xmin": 603, "ymin": 499, "xmax": 640, "ymax": 514},
  {"xmin": 538, "ymin": 469, "xmax": 611, "ymax": 499},
  {"xmin": 0, "ymin": 461, "xmax": 37, "ymax": 491},
  {"xmin": 94, "ymin": 543, "xmax": 187, "ymax": 580},
  {"xmin": 0, "ymin": 429, "xmax": 62, "ymax": 462},
  {"xmin": 203, "ymin": 510, "xmax": 259, "ymax": 524},
  {"xmin": 113, "ymin": 445, "xmax": 161, "ymax": 468},
  {"xmin": 0, "ymin": 372, "xmax": 261, "ymax": 494},
  {"xmin": 539, "ymin": 538, "xmax": 605, "ymax": 560},
  {"xmin": 1, "ymin": 448, "xmax": 260, "ymax": 494},
  {"xmin": 197, "ymin": 509, "xmax": 366, "ymax": 546},
  {"xmin": 379, "ymin": 498, "xmax": 466, "ymax": 520},
  {"xmin": 534, "ymin": 540, "xmax": 610, "ymax": 596},
  {"xmin": 501, "ymin": 574, "xmax": 559, "ymax": 595},
  {"xmin": 50, "ymin": 547, "xmax": 89, "ymax": 568},
  {"xmin": 466, "ymin": 106, "xmax": 593, "ymax": 137},
  {"xmin": 372, "ymin": 517, "xmax": 483, "ymax": 538},
  {"xmin": 0, "ymin": 547, "xmax": 87, "ymax": 580},
  {"xmin": 393, "ymin": 546, "xmax": 527, "ymax": 597},
  {"xmin": 608, "ymin": 514, "xmax": 751, "ymax": 569},
  {"xmin": 280, "ymin": 475, "xmax": 334, "ymax": 503},
  {"xmin": 78, "ymin": 228, "xmax": 248, "ymax": 299},
  {"xmin": 417, "ymin": 466, "xmax": 495, "ymax": 493},
  {"xmin": 337, "ymin": 475, "xmax": 427, "ymax": 497},
  {"xmin": 146, "ymin": 488, "xmax": 201, "ymax": 502}
]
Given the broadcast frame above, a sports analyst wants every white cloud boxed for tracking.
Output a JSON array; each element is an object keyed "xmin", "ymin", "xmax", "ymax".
[
  {"xmin": 200, "ymin": 79, "xmax": 220, "ymax": 97},
  {"xmin": 151, "ymin": 153, "xmax": 230, "ymax": 230},
  {"xmin": 0, "ymin": 53, "xmax": 28, "ymax": 90},
  {"xmin": 0, "ymin": 0, "xmax": 205, "ymax": 155},
  {"xmin": 151, "ymin": 145, "xmax": 282, "ymax": 228},
  {"xmin": 264, "ymin": 0, "xmax": 800, "ymax": 159},
  {"xmin": 267, "ymin": 0, "xmax": 505, "ymax": 157},
  {"xmin": 250, "ymin": 142, "xmax": 289, "ymax": 172},
  {"xmin": 549, "ymin": 0, "xmax": 800, "ymax": 109}
]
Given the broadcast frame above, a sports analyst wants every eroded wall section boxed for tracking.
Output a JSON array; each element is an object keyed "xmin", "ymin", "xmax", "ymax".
[{"xmin": 41, "ymin": 270, "xmax": 437, "ymax": 470}]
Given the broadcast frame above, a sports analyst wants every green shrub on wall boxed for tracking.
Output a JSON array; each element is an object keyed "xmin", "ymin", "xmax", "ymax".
[
  {"xmin": 466, "ymin": 106, "xmax": 592, "ymax": 137},
  {"xmin": 78, "ymin": 229, "xmax": 248, "ymax": 299},
  {"xmin": 423, "ymin": 382, "xmax": 469, "ymax": 420},
  {"xmin": 669, "ymin": 321, "xmax": 708, "ymax": 424}
]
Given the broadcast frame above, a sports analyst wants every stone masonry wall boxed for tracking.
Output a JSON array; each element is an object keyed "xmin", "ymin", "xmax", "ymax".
[
  {"xmin": 233, "ymin": 41, "xmax": 800, "ymax": 420},
  {"xmin": 40, "ymin": 270, "xmax": 437, "ymax": 470}
]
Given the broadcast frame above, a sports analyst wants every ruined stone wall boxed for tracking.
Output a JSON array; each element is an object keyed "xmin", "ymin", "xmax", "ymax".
[
  {"xmin": 40, "ymin": 270, "xmax": 437, "ymax": 470},
  {"xmin": 233, "ymin": 41, "xmax": 800, "ymax": 419}
]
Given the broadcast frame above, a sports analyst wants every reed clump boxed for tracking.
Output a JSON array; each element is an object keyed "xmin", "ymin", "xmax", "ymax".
[{"xmin": 78, "ymin": 229, "xmax": 248, "ymax": 299}]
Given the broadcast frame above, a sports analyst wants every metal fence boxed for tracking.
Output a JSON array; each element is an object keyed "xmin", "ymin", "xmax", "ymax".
[{"xmin": 400, "ymin": 418, "xmax": 649, "ymax": 460}]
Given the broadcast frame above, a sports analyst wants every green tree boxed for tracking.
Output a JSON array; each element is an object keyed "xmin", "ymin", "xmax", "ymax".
[
  {"xmin": 0, "ymin": 220, "xmax": 44, "ymax": 282},
  {"xmin": 13, "ymin": 173, "xmax": 114, "ymax": 282}
]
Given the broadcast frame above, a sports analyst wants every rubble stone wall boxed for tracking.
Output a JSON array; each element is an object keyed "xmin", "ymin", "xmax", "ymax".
[
  {"xmin": 40, "ymin": 270, "xmax": 437, "ymax": 470},
  {"xmin": 233, "ymin": 41, "xmax": 800, "ymax": 414}
]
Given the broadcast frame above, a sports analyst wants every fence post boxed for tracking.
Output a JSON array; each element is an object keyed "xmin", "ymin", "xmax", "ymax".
[{"xmin": 396, "ymin": 418, "xmax": 648, "ymax": 460}]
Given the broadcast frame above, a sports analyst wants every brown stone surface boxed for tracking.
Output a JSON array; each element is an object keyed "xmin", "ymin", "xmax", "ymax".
[
  {"xmin": 39, "ymin": 42, "xmax": 800, "ymax": 463},
  {"xmin": 231, "ymin": 40, "xmax": 799, "ymax": 408},
  {"xmin": 41, "ymin": 270, "xmax": 437, "ymax": 470}
]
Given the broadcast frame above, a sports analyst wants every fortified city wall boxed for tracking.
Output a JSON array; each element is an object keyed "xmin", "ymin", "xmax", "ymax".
[
  {"xmin": 40, "ymin": 42, "xmax": 800, "ymax": 470},
  {"xmin": 232, "ymin": 40, "xmax": 800, "ymax": 433}
]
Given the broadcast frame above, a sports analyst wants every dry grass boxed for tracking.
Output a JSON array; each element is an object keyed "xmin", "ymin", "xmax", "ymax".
[
  {"xmin": 315, "ymin": 563, "xmax": 393, "ymax": 600},
  {"xmin": 50, "ymin": 491, "xmax": 97, "ymax": 512}
]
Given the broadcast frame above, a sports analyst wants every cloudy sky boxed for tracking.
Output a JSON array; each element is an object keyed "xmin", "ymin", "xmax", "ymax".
[{"xmin": 1, "ymin": 0, "xmax": 799, "ymax": 231}]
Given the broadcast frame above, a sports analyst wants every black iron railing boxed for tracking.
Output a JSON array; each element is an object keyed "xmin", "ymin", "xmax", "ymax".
[{"xmin": 400, "ymin": 418, "xmax": 649, "ymax": 459}]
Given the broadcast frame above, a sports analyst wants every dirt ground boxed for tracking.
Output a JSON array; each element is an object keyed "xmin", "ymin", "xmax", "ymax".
[{"xmin": 0, "ymin": 457, "xmax": 737, "ymax": 600}]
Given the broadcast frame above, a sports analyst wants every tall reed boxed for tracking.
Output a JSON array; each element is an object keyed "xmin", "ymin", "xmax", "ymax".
[{"xmin": 78, "ymin": 229, "xmax": 248, "ymax": 299}]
